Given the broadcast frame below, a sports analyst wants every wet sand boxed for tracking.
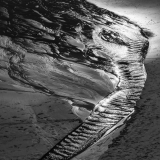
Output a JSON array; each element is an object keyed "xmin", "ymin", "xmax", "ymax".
[
  {"xmin": 0, "ymin": 0, "xmax": 159, "ymax": 159},
  {"xmin": 87, "ymin": 0, "xmax": 160, "ymax": 159},
  {"xmin": 0, "ymin": 0, "xmax": 129, "ymax": 159}
]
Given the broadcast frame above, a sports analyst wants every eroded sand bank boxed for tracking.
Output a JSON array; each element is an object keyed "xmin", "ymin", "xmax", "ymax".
[
  {"xmin": 87, "ymin": 0, "xmax": 160, "ymax": 160},
  {"xmin": 0, "ymin": 0, "xmax": 159, "ymax": 160}
]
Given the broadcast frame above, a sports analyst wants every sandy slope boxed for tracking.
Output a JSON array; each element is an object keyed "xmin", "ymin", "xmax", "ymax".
[
  {"xmin": 88, "ymin": 0, "xmax": 160, "ymax": 59},
  {"xmin": 0, "ymin": 1, "xmax": 159, "ymax": 159},
  {"xmin": 87, "ymin": 0, "xmax": 160, "ymax": 159}
]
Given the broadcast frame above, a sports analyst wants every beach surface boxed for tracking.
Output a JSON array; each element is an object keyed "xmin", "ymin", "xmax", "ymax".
[
  {"xmin": 0, "ymin": 0, "xmax": 159, "ymax": 159},
  {"xmin": 87, "ymin": 0, "xmax": 160, "ymax": 159}
]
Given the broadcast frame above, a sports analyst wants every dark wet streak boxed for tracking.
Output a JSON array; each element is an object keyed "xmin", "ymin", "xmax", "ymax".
[{"xmin": 0, "ymin": 0, "xmax": 150, "ymax": 160}]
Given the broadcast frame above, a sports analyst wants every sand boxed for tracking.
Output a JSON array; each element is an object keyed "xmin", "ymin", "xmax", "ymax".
[
  {"xmin": 86, "ymin": 0, "xmax": 160, "ymax": 159},
  {"xmin": 0, "ymin": 0, "xmax": 160, "ymax": 159}
]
